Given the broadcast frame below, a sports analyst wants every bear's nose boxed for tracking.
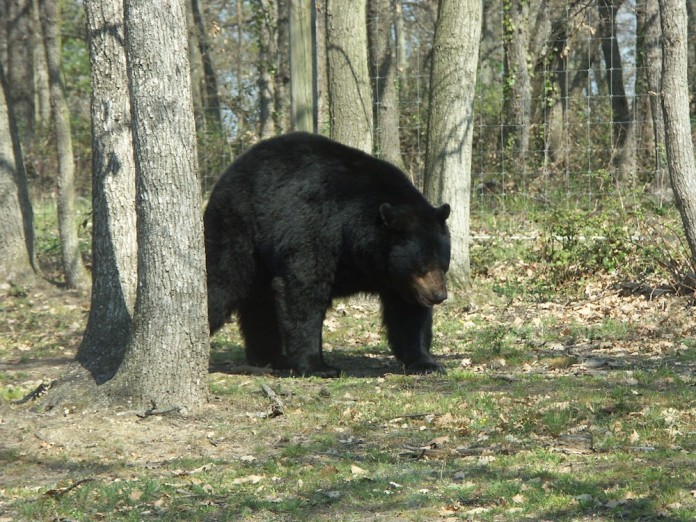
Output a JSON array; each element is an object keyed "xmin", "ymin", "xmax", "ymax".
[{"xmin": 430, "ymin": 288, "xmax": 447, "ymax": 304}]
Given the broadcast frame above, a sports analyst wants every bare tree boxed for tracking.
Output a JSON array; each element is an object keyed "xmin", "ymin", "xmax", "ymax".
[
  {"xmin": 368, "ymin": 0, "xmax": 403, "ymax": 168},
  {"xmin": 275, "ymin": 0, "xmax": 291, "ymax": 133},
  {"xmin": 598, "ymin": 0, "xmax": 635, "ymax": 180},
  {"xmin": 659, "ymin": 0, "xmax": 696, "ymax": 262},
  {"xmin": 637, "ymin": 0, "xmax": 669, "ymax": 199},
  {"xmin": 107, "ymin": 0, "xmax": 210, "ymax": 410},
  {"xmin": 75, "ymin": 0, "xmax": 137, "ymax": 384},
  {"xmin": 254, "ymin": 0, "xmax": 278, "ymax": 138},
  {"xmin": 424, "ymin": 0, "xmax": 482, "ymax": 288},
  {"xmin": 191, "ymin": 0, "xmax": 222, "ymax": 133},
  {"xmin": 289, "ymin": 0, "xmax": 315, "ymax": 132},
  {"xmin": 0, "ymin": 63, "xmax": 37, "ymax": 284},
  {"xmin": 39, "ymin": 0, "xmax": 90, "ymax": 289},
  {"xmin": 501, "ymin": 0, "xmax": 532, "ymax": 162},
  {"xmin": 6, "ymin": 0, "xmax": 34, "ymax": 142},
  {"xmin": 326, "ymin": 0, "xmax": 372, "ymax": 151}
]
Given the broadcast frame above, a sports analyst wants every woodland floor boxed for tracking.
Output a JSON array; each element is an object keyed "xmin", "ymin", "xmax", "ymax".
[{"xmin": 1, "ymin": 261, "xmax": 695, "ymax": 520}]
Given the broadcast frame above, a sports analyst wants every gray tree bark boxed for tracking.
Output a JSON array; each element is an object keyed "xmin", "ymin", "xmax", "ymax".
[
  {"xmin": 0, "ymin": 63, "xmax": 37, "ymax": 285},
  {"xmin": 275, "ymin": 0, "xmax": 291, "ymax": 133},
  {"xmin": 502, "ymin": 0, "xmax": 531, "ymax": 163},
  {"xmin": 255, "ymin": 0, "xmax": 278, "ymax": 138},
  {"xmin": 368, "ymin": 0, "xmax": 403, "ymax": 168},
  {"xmin": 6, "ymin": 0, "xmax": 34, "ymax": 142},
  {"xmin": 39, "ymin": 0, "xmax": 90, "ymax": 289},
  {"xmin": 289, "ymin": 0, "xmax": 315, "ymax": 132},
  {"xmin": 659, "ymin": 0, "xmax": 696, "ymax": 262},
  {"xmin": 424, "ymin": 0, "xmax": 481, "ymax": 288},
  {"xmin": 598, "ymin": 0, "xmax": 635, "ymax": 180},
  {"xmin": 108, "ymin": 0, "xmax": 210, "ymax": 411},
  {"xmin": 76, "ymin": 0, "xmax": 137, "ymax": 383},
  {"xmin": 637, "ymin": 0, "xmax": 669, "ymax": 199},
  {"xmin": 326, "ymin": 0, "xmax": 373, "ymax": 152}
]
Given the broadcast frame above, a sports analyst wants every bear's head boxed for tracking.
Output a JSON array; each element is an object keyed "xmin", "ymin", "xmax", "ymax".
[{"xmin": 380, "ymin": 202, "xmax": 451, "ymax": 307}]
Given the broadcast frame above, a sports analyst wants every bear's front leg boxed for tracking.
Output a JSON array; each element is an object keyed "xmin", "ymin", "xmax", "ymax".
[
  {"xmin": 272, "ymin": 276, "xmax": 339, "ymax": 377},
  {"xmin": 381, "ymin": 291, "xmax": 446, "ymax": 374}
]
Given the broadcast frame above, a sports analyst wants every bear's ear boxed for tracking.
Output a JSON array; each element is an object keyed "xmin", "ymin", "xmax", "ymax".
[
  {"xmin": 437, "ymin": 204, "xmax": 451, "ymax": 223},
  {"xmin": 380, "ymin": 203, "xmax": 397, "ymax": 228},
  {"xmin": 380, "ymin": 203, "xmax": 409, "ymax": 230}
]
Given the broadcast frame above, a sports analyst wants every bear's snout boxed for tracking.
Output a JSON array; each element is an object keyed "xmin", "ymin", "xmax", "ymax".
[{"xmin": 412, "ymin": 270, "xmax": 448, "ymax": 307}]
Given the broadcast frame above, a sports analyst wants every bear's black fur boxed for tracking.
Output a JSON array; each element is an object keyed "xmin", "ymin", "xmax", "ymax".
[{"xmin": 205, "ymin": 132, "xmax": 451, "ymax": 377}]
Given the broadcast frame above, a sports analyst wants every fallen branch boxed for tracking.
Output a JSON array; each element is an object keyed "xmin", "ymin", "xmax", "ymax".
[
  {"xmin": 261, "ymin": 383, "xmax": 284, "ymax": 417},
  {"xmin": 136, "ymin": 401, "xmax": 181, "ymax": 419},
  {"xmin": 44, "ymin": 478, "xmax": 94, "ymax": 498}
]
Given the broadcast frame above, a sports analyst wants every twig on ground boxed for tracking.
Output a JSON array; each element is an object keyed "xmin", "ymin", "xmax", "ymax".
[
  {"xmin": 44, "ymin": 478, "xmax": 94, "ymax": 498},
  {"xmin": 136, "ymin": 401, "xmax": 182, "ymax": 419},
  {"xmin": 261, "ymin": 383, "xmax": 284, "ymax": 417}
]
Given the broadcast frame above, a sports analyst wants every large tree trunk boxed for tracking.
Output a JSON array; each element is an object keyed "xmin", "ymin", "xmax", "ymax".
[
  {"xmin": 326, "ymin": 0, "xmax": 372, "ymax": 152},
  {"xmin": 368, "ymin": 0, "xmax": 403, "ymax": 168},
  {"xmin": 75, "ymin": 0, "xmax": 137, "ymax": 384},
  {"xmin": 109, "ymin": 0, "xmax": 209, "ymax": 411},
  {"xmin": 0, "ymin": 63, "xmax": 37, "ymax": 285},
  {"xmin": 424, "ymin": 0, "xmax": 481, "ymax": 289},
  {"xmin": 659, "ymin": 0, "xmax": 696, "ymax": 262},
  {"xmin": 39, "ymin": 0, "xmax": 90, "ymax": 289},
  {"xmin": 289, "ymin": 0, "xmax": 315, "ymax": 132}
]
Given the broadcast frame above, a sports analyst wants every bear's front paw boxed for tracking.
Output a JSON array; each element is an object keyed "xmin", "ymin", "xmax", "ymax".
[
  {"xmin": 405, "ymin": 360, "xmax": 446, "ymax": 375},
  {"xmin": 294, "ymin": 363, "xmax": 341, "ymax": 378}
]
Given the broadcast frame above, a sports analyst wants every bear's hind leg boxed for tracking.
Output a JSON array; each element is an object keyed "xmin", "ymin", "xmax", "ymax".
[{"xmin": 238, "ymin": 291, "xmax": 288, "ymax": 369}]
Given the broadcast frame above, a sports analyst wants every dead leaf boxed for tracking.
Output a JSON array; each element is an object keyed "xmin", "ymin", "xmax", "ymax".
[
  {"xmin": 423, "ymin": 436, "xmax": 449, "ymax": 449},
  {"xmin": 512, "ymin": 493, "xmax": 525, "ymax": 504},
  {"xmin": 350, "ymin": 464, "xmax": 367, "ymax": 476},
  {"xmin": 628, "ymin": 430, "xmax": 641, "ymax": 444},
  {"xmin": 232, "ymin": 474, "xmax": 264, "ymax": 485}
]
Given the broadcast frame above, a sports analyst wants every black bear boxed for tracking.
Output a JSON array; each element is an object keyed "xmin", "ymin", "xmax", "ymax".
[{"xmin": 205, "ymin": 132, "xmax": 450, "ymax": 377}]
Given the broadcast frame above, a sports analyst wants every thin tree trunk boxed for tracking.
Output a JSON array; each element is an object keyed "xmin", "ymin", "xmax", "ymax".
[
  {"xmin": 501, "ymin": 0, "xmax": 531, "ymax": 163},
  {"xmin": 289, "ymin": 0, "xmax": 315, "ymax": 132},
  {"xmin": 326, "ymin": 0, "xmax": 372, "ymax": 152},
  {"xmin": 0, "ymin": 63, "xmax": 37, "ymax": 284},
  {"xmin": 598, "ymin": 0, "xmax": 635, "ymax": 180},
  {"xmin": 39, "ymin": 0, "xmax": 89, "ymax": 289},
  {"xmin": 111, "ymin": 0, "xmax": 209, "ymax": 411},
  {"xmin": 368, "ymin": 0, "xmax": 404, "ymax": 168},
  {"xmin": 638, "ymin": 0, "xmax": 669, "ymax": 199},
  {"xmin": 275, "ymin": 0, "xmax": 291, "ymax": 133},
  {"xmin": 7, "ymin": 0, "xmax": 34, "ymax": 142},
  {"xmin": 32, "ymin": 0, "xmax": 50, "ymax": 128},
  {"xmin": 659, "ymin": 0, "xmax": 696, "ymax": 262},
  {"xmin": 255, "ymin": 0, "xmax": 278, "ymax": 138},
  {"xmin": 192, "ymin": 0, "xmax": 222, "ymax": 133},
  {"xmin": 186, "ymin": 0, "xmax": 206, "ymax": 131},
  {"xmin": 424, "ymin": 0, "xmax": 482, "ymax": 289}
]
